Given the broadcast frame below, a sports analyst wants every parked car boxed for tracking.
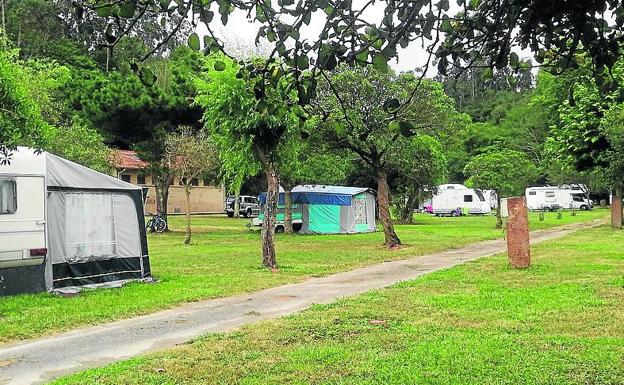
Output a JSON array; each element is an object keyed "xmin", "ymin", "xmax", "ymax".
[{"xmin": 225, "ymin": 196, "xmax": 261, "ymax": 217}]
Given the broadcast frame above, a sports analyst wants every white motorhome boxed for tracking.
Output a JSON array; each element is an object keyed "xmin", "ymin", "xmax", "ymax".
[
  {"xmin": 483, "ymin": 189, "xmax": 499, "ymax": 209},
  {"xmin": 431, "ymin": 184, "xmax": 491, "ymax": 216},
  {"xmin": 0, "ymin": 148, "xmax": 151, "ymax": 296},
  {"xmin": 525, "ymin": 186, "xmax": 592, "ymax": 211}
]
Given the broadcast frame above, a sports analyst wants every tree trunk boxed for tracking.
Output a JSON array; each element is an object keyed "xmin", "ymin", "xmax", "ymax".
[
  {"xmin": 233, "ymin": 189, "xmax": 240, "ymax": 219},
  {"xmin": 495, "ymin": 201, "xmax": 503, "ymax": 229},
  {"xmin": 284, "ymin": 189, "xmax": 293, "ymax": 234},
  {"xmin": 375, "ymin": 170, "xmax": 401, "ymax": 248},
  {"xmin": 155, "ymin": 174, "xmax": 173, "ymax": 228},
  {"xmin": 1, "ymin": 0, "xmax": 6, "ymax": 41},
  {"xmin": 184, "ymin": 185, "xmax": 192, "ymax": 245},
  {"xmin": 612, "ymin": 185, "xmax": 622, "ymax": 229},
  {"xmin": 261, "ymin": 162, "xmax": 279, "ymax": 269}
]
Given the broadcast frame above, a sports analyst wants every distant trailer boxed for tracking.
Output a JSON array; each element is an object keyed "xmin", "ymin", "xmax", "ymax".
[
  {"xmin": 431, "ymin": 184, "xmax": 491, "ymax": 216},
  {"xmin": 525, "ymin": 186, "xmax": 592, "ymax": 211}
]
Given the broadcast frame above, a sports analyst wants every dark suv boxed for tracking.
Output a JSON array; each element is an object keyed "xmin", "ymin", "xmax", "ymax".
[{"xmin": 225, "ymin": 196, "xmax": 261, "ymax": 217}]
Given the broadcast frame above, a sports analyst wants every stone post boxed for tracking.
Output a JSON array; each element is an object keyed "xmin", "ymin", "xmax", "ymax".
[{"xmin": 506, "ymin": 196, "xmax": 530, "ymax": 268}]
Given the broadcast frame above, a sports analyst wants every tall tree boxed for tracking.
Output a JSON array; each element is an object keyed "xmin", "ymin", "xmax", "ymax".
[
  {"xmin": 315, "ymin": 66, "xmax": 464, "ymax": 247},
  {"xmin": 166, "ymin": 127, "xmax": 220, "ymax": 244},
  {"xmin": 195, "ymin": 54, "xmax": 304, "ymax": 268},
  {"xmin": 389, "ymin": 135, "xmax": 447, "ymax": 224}
]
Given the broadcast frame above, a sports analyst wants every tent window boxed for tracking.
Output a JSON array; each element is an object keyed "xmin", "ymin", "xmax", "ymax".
[
  {"xmin": 65, "ymin": 193, "xmax": 116, "ymax": 262},
  {"xmin": 353, "ymin": 198, "xmax": 367, "ymax": 224},
  {"xmin": 0, "ymin": 178, "xmax": 17, "ymax": 215},
  {"xmin": 464, "ymin": 195, "xmax": 473, "ymax": 202}
]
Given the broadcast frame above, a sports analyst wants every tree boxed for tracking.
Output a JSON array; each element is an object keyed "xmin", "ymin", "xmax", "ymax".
[
  {"xmin": 464, "ymin": 150, "xmax": 539, "ymax": 229},
  {"xmin": 166, "ymin": 127, "xmax": 220, "ymax": 244},
  {"xmin": 66, "ymin": 47, "xmax": 204, "ymax": 223},
  {"xmin": 0, "ymin": 47, "xmax": 50, "ymax": 160},
  {"xmin": 314, "ymin": 66, "xmax": 463, "ymax": 247},
  {"xmin": 547, "ymin": 55, "xmax": 624, "ymax": 228},
  {"xmin": 195, "ymin": 54, "xmax": 304, "ymax": 269},
  {"xmin": 389, "ymin": 135, "xmax": 447, "ymax": 224}
]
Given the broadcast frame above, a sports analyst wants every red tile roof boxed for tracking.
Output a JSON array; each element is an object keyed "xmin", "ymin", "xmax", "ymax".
[{"xmin": 110, "ymin": 150, "xmax": 149, "ymax": 170}]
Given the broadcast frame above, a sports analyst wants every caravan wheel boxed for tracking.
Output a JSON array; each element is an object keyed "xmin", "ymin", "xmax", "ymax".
[{"xmin": 580, "ymin": 205, "xmax": 589, "ymax": 211}]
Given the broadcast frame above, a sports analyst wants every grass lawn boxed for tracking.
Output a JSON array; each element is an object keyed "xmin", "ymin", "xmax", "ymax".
[
  {"xmin": 51, "ymin": 224, "xmax": 624, "ymax": 385},
  {"xmin": 0, "ymin": 210, "xmax": 607, "ymax": 345}
]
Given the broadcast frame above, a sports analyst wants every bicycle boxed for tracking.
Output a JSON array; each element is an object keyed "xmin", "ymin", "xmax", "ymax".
[{"xmin": 146, "ymin": 212, "xmax": 168, "ymax": 233}]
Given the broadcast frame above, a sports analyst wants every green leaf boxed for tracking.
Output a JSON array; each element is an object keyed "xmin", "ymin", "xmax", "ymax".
[
  {"xmin": 440, "ymin": 18, "xmax": 452, "ymax": 33},
  {"xmin": 188, "ymin": 33, "xmax": 201, "ymax": 51},
  {"xmin": 214, "ymin": 60, "xmax": 226, "ymax": 71},
  {"xmin": 356, "ymin": 50, "xmax": 369, "ymax": 63},
  {"xmin": 200, "ymin": 10, "xmax": 214, "ymax": 24},
  {"xmin": 510, "ymin": 52, "xmax": 519, "ymax": 68},
  {"xmin": 372, "ymin": 53, "xmax": 389, "ymax": 73},
  {"xmin": 483, "ymin": 67, "xmax": 493, "ymax": 80},
  {"xmin": 389, "ymin": 120, "xmax": 401, "ymax": 132},
  {"xmin": 469, "ymin": 0, "xmax": 481, "ymax": 9},
  {"xmin": 139, "ymin": 67, "xmax": 156, "ymax": 87},
  {"xmin": 118, "ymin": 2, "xmax": 136, "ymax": 18},
  {"xmin": 439, "ymin": 0, "xmax": 449, "ymax": 11}
]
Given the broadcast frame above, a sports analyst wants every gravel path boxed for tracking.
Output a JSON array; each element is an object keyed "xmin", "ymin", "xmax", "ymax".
[{"xmin": 0, "ymin": 219, "xmax": 603, "ymax": 385}]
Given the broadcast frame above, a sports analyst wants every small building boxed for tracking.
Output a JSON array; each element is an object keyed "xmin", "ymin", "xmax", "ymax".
[
  {"xmin": 0, "ymin": 148, "xmax": 151, "ymax": 296},
  {"xmin": 257, "ymin": 185, "xmax": 377, "ymax": 234},
  {"xmin": 110, "ymin": 150, "xmax": 225, "ymax": 214}
]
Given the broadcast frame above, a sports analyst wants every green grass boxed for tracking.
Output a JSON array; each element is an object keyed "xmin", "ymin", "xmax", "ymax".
[
  {"xmin": 0, "ymin": 210, "xmax": 607, "ymax": 345},
  {"xmin": 51, "ymin": 224, "xmax": 624, "ymax": 385}
]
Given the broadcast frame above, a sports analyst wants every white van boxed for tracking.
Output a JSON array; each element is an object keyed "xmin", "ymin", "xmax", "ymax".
[
  {"xmin": 525, "ymin": 186, "xmax": 592, "ymax": 211},
  {"xmin": 432, "ymin": 184, "xmax": 491, "ymax": 216}
]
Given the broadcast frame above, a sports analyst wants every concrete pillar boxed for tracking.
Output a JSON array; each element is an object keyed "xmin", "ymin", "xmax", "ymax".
[
  {"xmin": 611, "ymin": 195, "xmax": 622, "ymax": 229},
  {"xmin": 506, "ymin": 196, "xmax": 531, "ymax": 268}
]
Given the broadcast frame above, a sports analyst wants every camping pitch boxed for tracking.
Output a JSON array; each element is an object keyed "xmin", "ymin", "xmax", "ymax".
[
  {"xmin": 0, "ymin": 148, "xmax": 151, "ymax": 296},
  {"xmin": 257, "ymin": 185, "xmax": 377, "ymax": 234}
]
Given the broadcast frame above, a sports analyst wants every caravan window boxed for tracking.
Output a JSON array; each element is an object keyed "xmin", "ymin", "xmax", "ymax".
[
  {"xmin": 545, "ymin": 191, "xmax": 555, "ymax": 197},
  {"xmin": 474, "ymin": 189, "xmax": 486, "ymax": 202},
  {"xmin": 0, "ymin": 178, "xmax": 17, "ymax": 215},
  {"xmin": 463, "ymin": 195, "xmax": 473, "ymax": 203},
  {"xmin": 528, "ymin": 191, "xmax": 537, "ymax": 195}
]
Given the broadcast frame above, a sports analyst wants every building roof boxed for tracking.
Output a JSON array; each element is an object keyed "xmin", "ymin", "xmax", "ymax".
[
  {"xmin": 291, "ymin": 185, "xmax": 372, "ymax": 196},
  {"xmin": 110, "ymin": 150, "xmax": 148, "ymax": 170}
]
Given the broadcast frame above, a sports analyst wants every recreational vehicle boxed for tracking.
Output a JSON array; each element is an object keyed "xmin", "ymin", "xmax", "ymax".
[
  {"xmin": 525, "ymin": 186, "xmax": 592, "ymax": 211},
  {"xmin": 431, "ymin": 184, "xmax": 491, "ymax": 216},
  {"xmin": 0, "ymin": 148, "xmax": 151, "ymax": 296}
]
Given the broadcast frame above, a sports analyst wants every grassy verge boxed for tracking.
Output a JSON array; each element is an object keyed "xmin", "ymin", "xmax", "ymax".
[
  {"xmin": 52, "ymin": 224, "xmax": 624, "ymax": 385},
  {"xmin": 0, "ymin": 210, "xmax": 607, "ymax": 345}
]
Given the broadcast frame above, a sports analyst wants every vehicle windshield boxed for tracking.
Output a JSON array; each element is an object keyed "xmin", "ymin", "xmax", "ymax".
[{"xmin": 474, "ymin": 189, "xmax": 486, "ymax": 202}]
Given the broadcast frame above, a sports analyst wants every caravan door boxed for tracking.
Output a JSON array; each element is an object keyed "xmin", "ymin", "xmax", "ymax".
[{"xmin": 0, "ymin": 176, "xmax": 46, "ymax": 268}]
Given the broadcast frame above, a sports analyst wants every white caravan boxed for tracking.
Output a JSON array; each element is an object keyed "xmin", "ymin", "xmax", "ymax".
[
  {"xmin": 525, "ymin": 186, "xmax": 592, "ymax": 211},
  {"xmin": 432, "ymin": 184, "xmax": 491, "ymax": 216},
  {"xmin": 0, "ymin": 148, "xmax": 151, "ymax": 296}
]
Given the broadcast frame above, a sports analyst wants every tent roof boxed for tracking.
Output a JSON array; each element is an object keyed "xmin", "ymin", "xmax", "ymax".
[
  {"xmin": 260, "ymin": 185, "xmax": 373, "ymax": 206},
  {"xmin": 4, "ymin": 148, "xmax": 141, "ymax": 191},
  {"xmin": 292, "ymin": 185, "xmax": 372, "ymax": 196}
]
